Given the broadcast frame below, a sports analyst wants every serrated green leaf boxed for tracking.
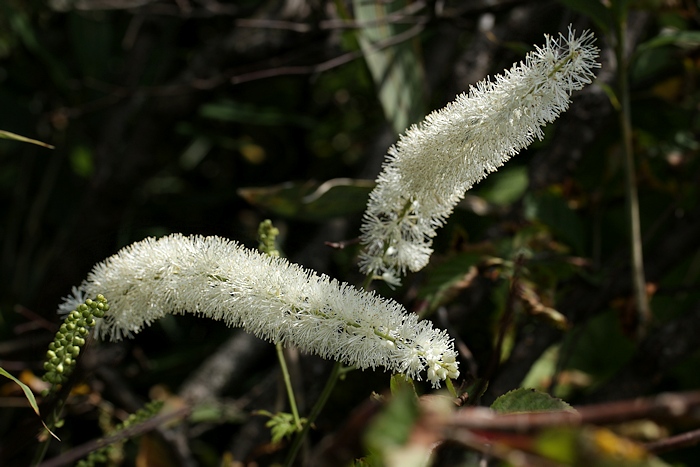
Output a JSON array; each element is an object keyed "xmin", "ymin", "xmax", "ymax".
[{"xmin": 491, "ymin": 388, "xmax": 575, "ymax": 414}]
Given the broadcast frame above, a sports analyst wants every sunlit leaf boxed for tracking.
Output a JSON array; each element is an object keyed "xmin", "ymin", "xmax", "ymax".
[
  {"xmin": 353, "ymin": 0, "xmax": 425, "ymax": 134},
  {"xmin": 491, "ymin": 387, "xmax": 575, "ymax": 414},
  {"xmin": 0, "ymin": 130, "xmax": 54, "ymax": 149},
  {"xmin": 0, "ymin": 367, "xmax": 59, "ymax": 440}
]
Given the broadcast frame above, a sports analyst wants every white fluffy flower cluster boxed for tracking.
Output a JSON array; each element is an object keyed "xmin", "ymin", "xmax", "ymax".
[
  {"xmin": 359, "ymin": 27, "xmax": 599, "ymax": 285},
  {"xmin": 59, "ymin": 234, "xmax": 458, "ymax": 387}
]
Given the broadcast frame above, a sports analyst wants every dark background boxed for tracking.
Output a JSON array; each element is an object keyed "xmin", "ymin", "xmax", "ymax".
[{"xmin": 1, "ymin": 0, "xmax": 700, "ymax": 465}]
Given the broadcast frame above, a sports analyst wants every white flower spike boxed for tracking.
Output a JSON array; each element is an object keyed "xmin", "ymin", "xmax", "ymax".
[
  {"xmin": 60, "ymin": 234, "xmax": 459, "ymax": 387},
  {"xmin": 359, "ymin": 27, "xmax": 599, "ymax": 284}
]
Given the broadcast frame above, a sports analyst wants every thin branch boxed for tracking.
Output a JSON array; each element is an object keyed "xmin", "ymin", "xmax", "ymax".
[
  {"xmin": 645, "ymin": 427, "xmax": 700, "ymax": 454},
  {"xmin": 230, "ymin": 21, "xmax": 426, "ymax": 85},
  {"xmin": 615, "ymin": 3, "xmax": 650, "ymax": 337},
  {"xmin": 38, "ymin": 405, "xmax": 191, "ymax": 467},
  {"xmin": 445, "ymin": 390, "xmax": 700, "ymax": 432}
]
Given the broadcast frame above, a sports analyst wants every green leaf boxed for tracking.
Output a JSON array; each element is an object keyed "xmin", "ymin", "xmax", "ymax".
[
  {"xmin": 0, "ymin": 367, "xmax": 59, "ymax": 440},
  {"xmin": 477, "ymin": 165, "xmax": 529, "ymax": 206},
  {"xmin": 364, "ymin": 383, "xmax": 419, "ymax": 453},
  {"xmin": 418, "ymin": 252, "xmax": 481, "ymax": 309},
  {"xmin": 255, "ymin": 410, "xmax": 304, "ymax": 444},
  {"xmin": 353, "ymin": 0, "xmax": 425, "ymax": 134},
  {"xmin": 0, "ymin": 130, "xmax": 54, "ymax": 149},
  {"xmin": 237, "ymin": 178, "xmax": 374, "ymax": 222},
  {"xmin": 491, "ymin": 388, "xmax": 575, "ymax": 414},
  {"xmin": 199, "ymin": 99, "xmax": 315, "ymax": 127},
  {"xmin": 389, "ymin": 374, "xmax": 417, "ymax": 397},
  {"xmin": 523, "ymin": 190, "xmax": 586, "ymax": 254}
]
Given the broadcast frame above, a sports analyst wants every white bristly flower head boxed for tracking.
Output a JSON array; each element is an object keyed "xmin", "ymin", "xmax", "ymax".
[
  {"xmin": 359, "ymin": 27, "xmax": 599, "ymax": 284},
  {"xmin": 59, "ymin": 234, "xmax": 459, "ymax": 387}
]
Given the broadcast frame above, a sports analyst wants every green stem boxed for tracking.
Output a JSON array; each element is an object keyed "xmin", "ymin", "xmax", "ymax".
[
  {"xmin": 276, "ymin": 343, "xmax": 302, "ymax": 430},
  {"xmin": 283, "ymin": 361, "xmax": 343, "ymax": 467},
  {"xmin": 615, "ymin": 7, "xmax": 650, "ymax": 337}
]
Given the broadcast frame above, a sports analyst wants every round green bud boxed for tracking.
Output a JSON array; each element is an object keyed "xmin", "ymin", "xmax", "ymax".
[
  {"xmin": 85, "ymin": 299, "xmax": 93, "ymax": 306},
  {"xmin": 48, "ymin": 342, "xmax": 56, "ymax": 351},
  {"xmin": 78, "ymin": 327, "xmax": 88, "ymax": 336},
  {"xmin": 86, "ymin": 318, "xmax": 96, "ymax": 327},
  {"xmin": 55, "ymin": 363, "xmax": 64, "ymax": 374},
  {"xmin": 46, "ymin": 350, "xmax": 56, "ymax": 360},
  {"xmin": 50, "ymin": 357, "xmax": 60, "ymax": 365},
  {"xmin": 74, "ymin": 337, "xmax": 85, "ymax": 346},
  {"xmin": 93, "ymin": 309, "xmax": 105, "ymax": 318},
  {"xmin": 78, "ymin": 304, "xmax": 88, "ymax": 312},
  {"xmin": 55, "ymin": 332, "xmax": 64, "ymax": 341},
  {"xmin": 81, "ymin": 309, "xmax": 91, "ymax": 318},
  {"xmin": 71, "ymin": 346, "xmax": 80, "ymax": 357}
]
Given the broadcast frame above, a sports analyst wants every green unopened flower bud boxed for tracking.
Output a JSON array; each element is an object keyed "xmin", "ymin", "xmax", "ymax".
[
  {"xmin": 85, "ymin": 299, "xmax": 93, "ymax": 307},
  {"xmin": 55, "ymin": 363, "xmax": 64, "ymax": 374}
]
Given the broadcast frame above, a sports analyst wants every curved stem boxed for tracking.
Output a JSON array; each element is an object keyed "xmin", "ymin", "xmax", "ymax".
[
  {"xmin": 276, "ymin": 343, "xmax": 302, "ymax": 430},
  {"xmin": 615, "ymin": 6, "xmax": 650, "ymax": 337},
  {"xmin": 283, "ymin": 361, "xmax": 343, "ymax": 467}
]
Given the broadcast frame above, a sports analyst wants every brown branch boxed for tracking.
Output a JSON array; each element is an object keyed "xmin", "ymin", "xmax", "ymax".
[
  {"xmin": 445, "ymin": 390, "xmax": 700, "ymax": 433},
  {"xmin": 229, "ymin": 21, "xmax": 426, "ymax": 85},
  {"xmin": 38, "ymin": 405, "xmax": 191, "ymax": 467},
  {"xmin": 645, "ymin": 427, "xmax": 700, "ymax": 454}
]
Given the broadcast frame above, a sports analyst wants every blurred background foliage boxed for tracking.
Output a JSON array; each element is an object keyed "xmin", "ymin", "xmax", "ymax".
[{"xmin": 1, "ymin": 0, "xmax": 700, "ymax": 465}]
